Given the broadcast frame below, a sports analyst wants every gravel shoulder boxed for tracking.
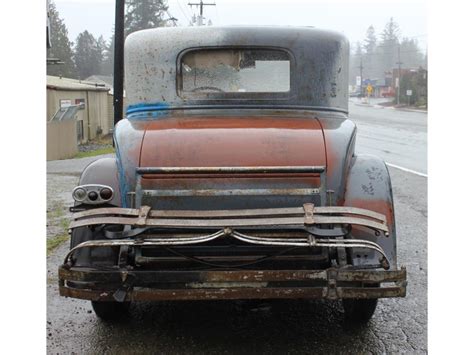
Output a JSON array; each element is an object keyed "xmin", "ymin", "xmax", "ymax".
[
  {"xmin": 46, "ymin": 154, "xmax": 115, "ymax": 244},
  {"xmin": 46, "ymin": 157, "xmax": 427, "ymax": 354}
]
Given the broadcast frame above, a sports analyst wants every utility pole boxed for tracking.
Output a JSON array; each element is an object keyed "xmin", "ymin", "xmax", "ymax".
[
  {"xmin": 113, "ymin": 0, "xmax": 125, "ymax": 126},
  {"xmin": 359, "ymin": 58, "xmax": 363, "ymax": 96},
  {"xmin": 188, "ymin": 0, "xmax": 216, "ymax": 26},
  {"xmin": 396, "ymin": 43, "xmax": 403, "ymax": 106}
]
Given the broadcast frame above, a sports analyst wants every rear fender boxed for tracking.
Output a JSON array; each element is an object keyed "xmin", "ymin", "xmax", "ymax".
[
  {"xmin": 73, "ymin": 158, "xmax": 121, "ymax": 263},
  {"xmin": 344, "ymin": 154, "xmax": 397, "ymax": 269},
  {"xmin": 79, "ymin": 157, "xmax": 121, "ymax": 207}
]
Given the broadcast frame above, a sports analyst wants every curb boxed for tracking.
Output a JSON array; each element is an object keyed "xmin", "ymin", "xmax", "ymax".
[
  {"xmin": 392, "ymin": 107, "xmax": 428, "ymax": 114},
  {"xmin": 351, "ymin": 101, "xmax": 427, "ymax": 113}
]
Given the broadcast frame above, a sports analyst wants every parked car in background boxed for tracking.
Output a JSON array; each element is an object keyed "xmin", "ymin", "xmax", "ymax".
[
  {"xmin": 381, "ymin": 87, "xmax": 395, "ymax": 98},
  {"xmin": 349, "ymin": 90, "xmax": 362, "ymax": 98}
]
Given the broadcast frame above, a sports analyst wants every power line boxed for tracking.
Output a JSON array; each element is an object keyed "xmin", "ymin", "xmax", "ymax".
[
  {"xmin": 176, "ymin": 0, "xmax": 191, "ymax": 23},
  {"xmin": 188, "ymin": 0, "xmax": 216, "ymax": 26}
]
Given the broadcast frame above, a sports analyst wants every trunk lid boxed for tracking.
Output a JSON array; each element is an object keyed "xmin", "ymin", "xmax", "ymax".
[{"xmin": 138, "ymin": 115, "xmax": 327, "ymax": 209}]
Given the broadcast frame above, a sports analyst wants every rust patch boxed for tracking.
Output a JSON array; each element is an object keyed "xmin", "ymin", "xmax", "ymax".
[
  {"xmin": 139, "ymin": 116, "xmax": 326, "ymax": 168},
  {"xmin": 58, "ymin": 267, "xmax": 406, "ymax": 301},
  {"xmin": 344, "ymin": 198, "xmax": 394, "ymax": 228},
  {"xmin": 140, "ymin": 177, "xmax": 320, "ymax": 193}
]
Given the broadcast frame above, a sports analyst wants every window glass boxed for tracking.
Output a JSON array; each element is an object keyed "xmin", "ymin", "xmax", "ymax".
[{"xmin": 180, "ymin": 49, "xmax": 291, "ymax": 94}]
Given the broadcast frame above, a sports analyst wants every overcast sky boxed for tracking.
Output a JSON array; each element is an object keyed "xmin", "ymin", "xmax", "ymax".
[{"xmin": 54, "ymin": 0, "xmax": 427, "ymax": 51}]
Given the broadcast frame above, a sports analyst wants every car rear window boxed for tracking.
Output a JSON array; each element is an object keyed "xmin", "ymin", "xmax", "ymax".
[{"xmin": 179, "ymin": 48, "xmax": 291, "ymax": 96}]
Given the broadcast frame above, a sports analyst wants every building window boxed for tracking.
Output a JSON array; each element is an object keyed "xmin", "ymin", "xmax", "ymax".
[{"xmin": 75, "ymin": 98, "xmax": 86, "ymax": 109}]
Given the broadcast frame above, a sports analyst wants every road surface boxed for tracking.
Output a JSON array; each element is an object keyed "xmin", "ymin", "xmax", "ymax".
[
  {"xmin": 47, "ymin": 105, "xmax": 427, "ymax": 353},
  {"xmin": 349, "ymin": 99, "xmax": 427, "ymax": 175}
]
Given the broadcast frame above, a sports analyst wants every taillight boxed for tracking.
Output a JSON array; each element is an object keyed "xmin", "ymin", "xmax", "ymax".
[{"xmin": 72, "ymin": 185, "xmax": 114, "ymax": 204}]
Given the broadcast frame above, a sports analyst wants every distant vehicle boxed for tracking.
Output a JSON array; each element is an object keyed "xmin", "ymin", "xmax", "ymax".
[
  {"xmin": 381, "ymin": 87, "xmax": 395, "ymax": 98},
  {"xmin": 59, "ymin": 25, "xmax": 407, "ymax": 324},
  {"xmin": 349, "ymin": 91, "xmax": 363, "ymax": 98}
]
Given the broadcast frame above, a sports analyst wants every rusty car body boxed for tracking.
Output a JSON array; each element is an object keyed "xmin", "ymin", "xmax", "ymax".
[{"xmin": 59, "ymin": 25, "xmax": 406, "ymax": 322}]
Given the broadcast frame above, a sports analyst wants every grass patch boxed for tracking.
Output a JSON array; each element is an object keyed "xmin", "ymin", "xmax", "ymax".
[
  {"xmin": 47, "ymin": 234, "xmax": 70, "ymax": 255},
  {"xmin": 47, "ymin": 202, "xmax": 65, "ymax": 220},
  {"xmin": 47, "ymin": 215, "xmax": 70, "ymax": 255},
  {"xmin": 60, "ymin": 217, "xmax": 69, "ymax": 231},
  {"xmin": 93, "ymin": 134, "xmax": 113, "ymax": 145},
  {"xmin": 74, "ymin": 146, "xmax": 115, "ymax": 159}
]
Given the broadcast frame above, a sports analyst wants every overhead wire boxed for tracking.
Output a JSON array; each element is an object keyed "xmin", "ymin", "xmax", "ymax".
[{"xmin": 176, "ymin": 0, "xmax": 191, "ymax": 24}]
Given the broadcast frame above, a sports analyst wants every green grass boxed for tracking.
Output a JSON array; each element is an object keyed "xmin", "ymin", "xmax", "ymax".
[
  {"xmin": 47, "ymin": 233, "xmax": 70, "ymax": 255},
  {"xmin": 60, "ymin": 217, "xmax": 69, "ymax": 231},
  {"xmin": 46, "ymin": 211, "xmax": 70, "ymax": 255},
  {"xmin": 47, "ymin": 206, "xmax": 63, "ymax": 219},
  {"xmin": 74, "ymin": 146, "xmax": 115, "ymax": 159}
]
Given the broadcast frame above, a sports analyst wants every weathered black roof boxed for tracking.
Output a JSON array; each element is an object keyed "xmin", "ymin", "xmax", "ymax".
[{"xmin": 125, "ymin": 26, "xmax": 349, "ymax": 114}]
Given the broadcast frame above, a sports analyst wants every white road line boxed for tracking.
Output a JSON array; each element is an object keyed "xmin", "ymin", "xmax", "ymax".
[{"xmin": 386, "ymin": 162, "xmax": 428, "ymax": 177}]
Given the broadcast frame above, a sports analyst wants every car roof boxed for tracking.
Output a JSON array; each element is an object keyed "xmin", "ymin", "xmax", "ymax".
[{"xmin": 125, "ymin": 26, "xmax": 349, "ymax": 115}]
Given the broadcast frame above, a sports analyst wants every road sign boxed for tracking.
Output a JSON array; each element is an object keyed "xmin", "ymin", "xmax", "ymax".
[
  {"xmin": 366, "ymin": 84, "xmax": 373, "ymax": 94},
  {"xmin": 356, "ymin": 76, "xmax": 361, "ymax": 86},
  {"xmin": 406, "ymin": 89, "xmax": 412, "ymax": 96}
]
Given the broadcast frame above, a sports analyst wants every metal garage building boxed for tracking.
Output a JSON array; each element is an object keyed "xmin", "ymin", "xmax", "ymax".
[
  {"xmin": 85, "ymin": 75, "xmax": 115, "ymax": 133},
  {"xmin": 47, "ymin": 76, "xmax": 111, "ymax": 144}
]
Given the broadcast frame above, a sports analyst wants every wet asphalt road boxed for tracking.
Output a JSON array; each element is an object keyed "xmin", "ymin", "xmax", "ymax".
[
  {"xmin": 349, "ymin": 99, "xmax": 427, "ymax": 174},
  {"xmin": 47, "ymin": 105, "xmax": 427, "ymax": 354}
]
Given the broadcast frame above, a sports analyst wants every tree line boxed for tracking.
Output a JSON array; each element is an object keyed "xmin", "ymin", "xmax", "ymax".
[
  {"xmin": 48, "ymin": 1, "xmax": 427, "ymax": 90},
  {"xmin": 47, "ymin": 0, "xmax": 170, "ymax": 79},
  {"xmin": 349, "ymin": 17, "xmax": 427, "ymax": 87}
]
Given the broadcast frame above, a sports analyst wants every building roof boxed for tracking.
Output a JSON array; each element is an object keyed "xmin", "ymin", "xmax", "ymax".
[
  {"xmin": 47, "ymin": 75, "xmax": 110, "ymax": 92},
  {"xmin": 85, "ymin": 75, "xmax": 114, "ymax": 89}
]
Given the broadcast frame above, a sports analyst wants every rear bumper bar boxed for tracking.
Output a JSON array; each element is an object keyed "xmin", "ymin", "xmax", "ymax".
[
  {"xmin": 69, "ymin": 203, "xmax": 389, "ymax": 234},
  {"xmin": 66, "ymin": 203, "xmax": 392, "ymax": 269},
  {"xmin": 58, "ymin": 267, "xmax": 407, "ymax": 301},
  {"xmin": 61, "ymin": 203, "xmax": 406, "ymax": 301}
]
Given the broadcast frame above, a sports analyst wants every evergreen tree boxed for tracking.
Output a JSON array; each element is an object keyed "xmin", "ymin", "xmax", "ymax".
[
  {"xmin": 362, "ymin": 26, "xmax": 378, "ymax": 80},
  {"xmin": 96, "ymin": 35, "xmax": 107, "ymax": 74},
  {"xmin": 74, "ymin": 30, "xmax": 103, "ymax": 79},
  {"xmin": 349, "ymin": 41, "xmax": 363, "ymax": 87},
  {"xmin": 101, "ymin": 31, "xmax": 115, "ymax": 76},
  {"xmin": 125, "ymin": 0, "xmax": 169, "ymax": 36},
  {"xmin": 47, "ymin": 1, "xmax": 77, "ymax": 78},
  {"xmin": 347, "ymin": 17, "xmax": 427, "ymax": 89},
  {"xmin": 379, "ymin": 17, "xmax": 401, "ymax": 73},
  {"xmin": 354, "ymin": 41, "xmax": 363, "ymax": 57},
  {"xmin": 363, "ymin": 25, "xmax": 377, "ymax": 54},
  {"xmin": 96, "ymin": 35, "xmax": 107, "ymax": 59},
  {"xmin": 399, "ymin": 37, "xmax": 424, "ymax": 69},
  {"xmin": 381, "ymin": 17, "xmax": 400, "ymax": 43}
]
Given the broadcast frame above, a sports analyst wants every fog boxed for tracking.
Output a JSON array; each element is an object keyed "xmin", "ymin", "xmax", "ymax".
[{"xmin": 55, "ymin": 0, "xmax": 427, "ymax": 51}]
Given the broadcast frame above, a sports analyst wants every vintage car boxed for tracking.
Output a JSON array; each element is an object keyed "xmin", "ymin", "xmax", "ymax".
[{"xmin": 58, "ymin": 25, "xmax": 406, "ymax": 323}]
